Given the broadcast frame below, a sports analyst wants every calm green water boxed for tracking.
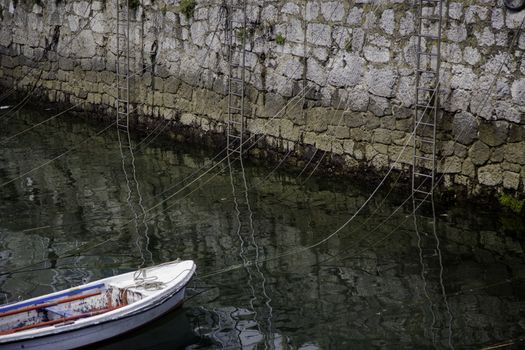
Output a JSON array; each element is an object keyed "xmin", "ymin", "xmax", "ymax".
[{"xmin": 0, "ymin": 107, "xmax": 524, "ymax": 349}]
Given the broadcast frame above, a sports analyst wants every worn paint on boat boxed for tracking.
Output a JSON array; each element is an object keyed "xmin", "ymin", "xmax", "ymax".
[{"xmin": 0, "ymin": 260, "xmax": 196, "ymax": 350}]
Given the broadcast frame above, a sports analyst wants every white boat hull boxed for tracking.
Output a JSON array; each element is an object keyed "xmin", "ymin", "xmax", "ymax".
[
  {"xmin": 1, "ymin": 286, "xmax": 185, "ymax": 350},
  {"xmin": 0, "ymin": 260, "xmax": 196, "ymax": 349}
]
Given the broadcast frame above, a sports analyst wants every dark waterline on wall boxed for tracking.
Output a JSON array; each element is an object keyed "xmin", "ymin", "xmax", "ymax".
[{"xmin": 0, "ymin": 107, "xmax": 524, "ymax": 349}]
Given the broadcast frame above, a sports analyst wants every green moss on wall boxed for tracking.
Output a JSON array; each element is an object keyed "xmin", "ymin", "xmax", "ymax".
[
  {"xmin": 498, "ymin": 192, "xmax": 524, "ymax": 215},
  {"xmin": 276, "ymin": 33, "xmax": 285, "ymax": 45},
  {"xmin": 180, "ymin": 0, "xmax": 196, "ymax": 19}
]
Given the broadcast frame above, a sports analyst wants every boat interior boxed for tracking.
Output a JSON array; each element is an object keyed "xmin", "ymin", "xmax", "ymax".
[{"xmin": 0, "ymin": 283, "xmax": 145, "ymax": 336}]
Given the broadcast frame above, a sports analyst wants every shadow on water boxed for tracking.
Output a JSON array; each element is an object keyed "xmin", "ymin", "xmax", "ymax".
[
  {"xmin": 0, "ymin": 107, "xmax": 524, "ymax": 349},
  {"xmin": 83, "ymin": 309, "xmax": 201, "ymax": 350}
]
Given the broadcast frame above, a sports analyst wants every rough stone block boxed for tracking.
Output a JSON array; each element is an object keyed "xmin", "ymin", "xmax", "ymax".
[
  {"xmin": 399, "ymin": 11, "xmax": 414, "ymax": 36},
  {"xmin": 307, "ymin": 23, "xmax": 331, "ymax": 47},
  {"xmin": 351, "ymin": 28, "xmax": 365, "ymax": 52},
  {"xmin": 332, "ymin": 141, "xmax": 344, "ymax": 155},
  {"xmin": 67, "ymin": 15, "xmax": 80, "ymax": 32},
  {"xmin": 71, "ymin": 30, "xmax": 97, "ymax": 58},
  {"xmin": 346, "ymin": 89, "xmax": 369, "ymax": 112},
  {"xmin": 85, "ymin": 70, "xmax": 98, "ymax": 83},
  {"xmin": 511, "ymin": 78, "xmax": 525, "ymax": 107},
  {"xmin": 344, "ymin": 112, "xmax": 366, "ymax": 128},
  {"xmin": 451, "ymin": 65, "xmax": 477, "ymax": 90},
  {"xmin": 367, "ymin": 68, "xmax": 396, "ymax": 98},
  {"xmin": 491, "ymin": 8, "xmax": 504, "ymax": 30},
  {"xmin": 264, "ymin": 93, "xmax": 286, "ymax": 119},
  {"xmin": 347, "ymin": 7, "xmax": 363, "ymax": 26},
  {"xmin": 351, "ymin": 127, "xmax": 371, "ymax": 142},
  {"xmin": 468, "ymin": 141, "xmax": 490, "ymax": 165},
  {"xmin": 448, "ymin": 3, "xmax": 463, "ymax": 20},
  {"xmin": 438, "ymin": 156, "xmax": 463, "ymax": 174},
  {"xmin": 303, "ymin": 131, "xmax": 318, "ymax": 147},
  {"xmin": 463, "ymin": 46, "xmax": 481, "ymax": 65},
  {"xmin": 56, "ymin": 70, "xmax": 68, "ymax": 82},
  {"xmin": 321, "ymin": 2, "xmax": 345, "ymax": 22},
  {"xmin": 371, "ymin": 154, "xmax": 389, "ymax": 169},
  {"xmin": 327, "ymin": 125, "xmax": 350, "ymax": 139},
  {"xmin": 491, "ymin": 147, "xmax": 504, "ymax": 163},
  {"xmin": 444, "ymin": 43, "xmax": 463, "ymax": 64},
  {"xmin": 1, "ymin": 56, "xmax": 17, "ymax": 69},
  {"xmin": 92, "ymin": 1, "xmax": 104, "ymax": 11},
  {"xmin": 365, "ymin": 144, "xmax": 378, "ymax": 160},
  {"xmin": 353, "ymin": 143, "xmax": 365, "ymax": 160},
  {"xmin": 261, "ymin": 5, "xmax": 277, "ymax": 23},
  {"xmin": 180, "ymin": 113, "xmax": 197, "ymax": 126},
  {"xmin": 152, "ymin": 91, "xmax": 164, "ymax": 106},
  {"xmin": 508, "ymin": 124, "xmax": 524, "ymax": 143},
  {"xmin": 283, "ymin": 18, "xmax": 305, "ymax": 44},
  {"xmin": 374, "ymin": 143, "xmax": 388, "ymax": 154},
  {"xmin": 503, "ymin": 142, "xmax": 525, "ymax": 165},
  {"xmin": 461, "ymin": 159, "xmax": 475, "ymax": 177},
  {"xmin": 373, "ymin": 128, "xmax": 392, "ymax": 145},
  {"xmin": 454, "ymin": 143, "xmax": 468, "ymax": 158},
  {"xmin": 342, "ymin": 139, "xmax": 354, "ymax": 154},
  {"xmin": 506, "ymin": 10, "xmax": 525, "ymax": 29},
  {"xmin": 466, "ymin": 5, "xmax": 488, "ymax": 23},
  {"xmin": 479, "ymin": 121, "xmax": 508, "ymax": 147},
  {"xmin": 282, "ymin": 2, "xmax": 301, "ymax": 16},
  {"xmin": 441, "ymin": 140, "xmax": 456, "ymax": 157},
  {"xmin": 446, "ymin": 88, "xmax": 470, "ymax": 112},
  {"xmin": 280, "ymin": 118, "xmax": 301, "ymax": 141},
  {"xmin": 397, "ymin": 76, "xmax": 415, "ymax": 107},
  {"xmin": 332, "ymin": 26, "xmax": 352, "ymax": 50},
  {"xmin": 306, "ymin": 110, "xmax": 329, "ymax": 133},
  {"xmin": 306, "ymin": 58, "xmax": 327, "ymax": 86},
  {"xmin": 452, "ymin": 111, "xmax": 478, "ymax": 145},
  {"xmin": 478, "ymin": 164, "xmax": 503, "ymax": 186},
  {"xmin": 474, "ymin": 27, "xmax": 495, "ymax": 47},
  {"xmin": 327, "ymin": 53, "xmax": 364, "ymax": 88},
  {"xmin": 80, "ymin": 59, "xmax": 92, "ymax": 71},
  {"xmin": 73, "ymin": 1, "xmax": 91, "ymax": 17},
  {"xmin": 446, "ymin": 22, "xmax": 467, "ymax": 42},
  {"xmin": 380, "ymin": 9, "xmax": 395, "ymax": 35},
  {"xmin": 363, "ymin": 45, "xmax": 390, "ymax": 63},
  {"xmin": 501, "ymin": 161, "xmax": 522, "ymax": 173},
  {"xmin": 311, "ymin": 46, "xmax": 328, "ymax": 61},
  {"xmin": 306, "ymin": 2, "xmax": 319, "ymax": 21},
  {"xmin": 368, "ymin": 95, "xmax": 390, "ymax": 117}
]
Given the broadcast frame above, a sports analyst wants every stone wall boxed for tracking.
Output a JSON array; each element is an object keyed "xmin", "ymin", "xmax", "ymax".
[{"xmin": 0, "ymin": 0, "xmax": 524, "ymax": 196}]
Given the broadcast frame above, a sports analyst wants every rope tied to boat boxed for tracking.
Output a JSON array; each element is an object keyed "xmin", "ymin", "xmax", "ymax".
[{"xmin": 132, "ymin": 268, "xmax": 165, "ymax": 291}]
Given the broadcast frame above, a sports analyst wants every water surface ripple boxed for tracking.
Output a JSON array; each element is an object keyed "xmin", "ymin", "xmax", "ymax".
[{"xmin": 0, "ymin": 108, "xmax": 524, "ymax": 349}]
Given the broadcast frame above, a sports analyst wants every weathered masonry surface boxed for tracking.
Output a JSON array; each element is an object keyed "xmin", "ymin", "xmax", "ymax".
[{"xmin": 1, "ymin": 0, "xmax": 525, "ymax": 196}]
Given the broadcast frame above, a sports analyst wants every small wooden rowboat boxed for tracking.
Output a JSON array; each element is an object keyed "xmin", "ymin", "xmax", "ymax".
[{"xmin": 0, "ymin": 260, "xmax": 196, "ymax": 350}]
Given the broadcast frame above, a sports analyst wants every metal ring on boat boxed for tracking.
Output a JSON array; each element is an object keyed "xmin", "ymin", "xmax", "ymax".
[{"xmin": 504, "ymin": 0, "xmax": 525, "ymax": 11}]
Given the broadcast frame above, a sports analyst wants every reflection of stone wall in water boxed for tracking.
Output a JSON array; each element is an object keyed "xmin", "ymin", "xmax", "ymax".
[
  {"xmin": 189, "ymin": 201, "xmax": 525, "ymax": 348},
  {"xmin": 0, "ymin": 0, "xmax": 525, "ymax": 196}
]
